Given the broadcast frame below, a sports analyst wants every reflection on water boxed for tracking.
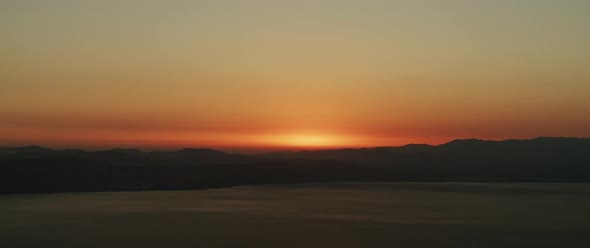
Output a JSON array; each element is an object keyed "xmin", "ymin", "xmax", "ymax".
[{"xmin": 2, "ymin": 183, "xmax": 590, "ymax": 248}]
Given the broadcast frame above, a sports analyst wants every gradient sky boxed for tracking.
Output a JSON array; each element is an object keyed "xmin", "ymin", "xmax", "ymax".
[{"xmin": 1, "ymin": 0, "xmax": 589, "ymax": 152}]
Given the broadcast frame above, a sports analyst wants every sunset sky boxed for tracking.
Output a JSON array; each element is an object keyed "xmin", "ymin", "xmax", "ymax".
[{"xmin": 1, "ymin": 0, "xmax": 589, "ymax": 152}]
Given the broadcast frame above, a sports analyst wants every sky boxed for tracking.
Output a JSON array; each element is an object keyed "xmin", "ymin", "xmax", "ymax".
[{"xmin": 1, "ymin": 0, "xmax": 589, "ymax": 152}]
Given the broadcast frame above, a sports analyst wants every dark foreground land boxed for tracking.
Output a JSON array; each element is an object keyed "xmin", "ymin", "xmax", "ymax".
[{"xmin": 1, "ymin": 182, "xmax": 590, "ymax": 248}]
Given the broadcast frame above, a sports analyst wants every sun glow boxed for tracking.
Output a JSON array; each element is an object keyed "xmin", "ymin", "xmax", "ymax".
[{"xmin": 262, "ymin": 133, "xmax": 356, "ymax": 148}]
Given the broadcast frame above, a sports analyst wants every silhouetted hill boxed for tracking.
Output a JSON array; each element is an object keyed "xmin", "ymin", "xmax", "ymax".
[
  {"xmin": 261, "ymin": 137, "xmax": 589, "ymax": 162},
  {"xmin": 1, "ymin": 137, "xmax": 589, "ymax": 194},
  {"xmin": 0, "ymin": 145, "xmax": 53, "ymax": 156}
]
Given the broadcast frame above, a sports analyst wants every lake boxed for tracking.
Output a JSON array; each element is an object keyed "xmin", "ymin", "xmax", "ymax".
[{"xmin": 2, "ymin": 183, "xmax": 590, "ymax": 247}]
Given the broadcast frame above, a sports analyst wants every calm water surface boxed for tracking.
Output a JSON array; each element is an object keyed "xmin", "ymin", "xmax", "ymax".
[{"xmin": 1, "ymin": 183, "xmax": 590, "ymax": 248}]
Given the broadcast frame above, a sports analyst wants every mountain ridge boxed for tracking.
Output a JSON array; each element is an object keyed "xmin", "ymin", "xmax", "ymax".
[
  {"xmin": 1, "ymin": 137, "xmax": 586, "ymax": 155},
  {"xmin": 1, "ymin": 137, "xmax": 589, "ymax": 194}
]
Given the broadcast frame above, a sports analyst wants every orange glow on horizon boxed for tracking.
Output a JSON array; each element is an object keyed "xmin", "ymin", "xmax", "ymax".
[
  {"xmin": 259, "ymin": 133, "xmax": 359, "ymax": 148},
  {"xmin": 1, "ymin": 1, "xmax": 590, "ymax": 153}
]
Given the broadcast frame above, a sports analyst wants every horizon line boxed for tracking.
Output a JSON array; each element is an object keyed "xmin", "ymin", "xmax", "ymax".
[{"xmin": 2, "ymin": 136, "xmax": 587, "ymax": 155}]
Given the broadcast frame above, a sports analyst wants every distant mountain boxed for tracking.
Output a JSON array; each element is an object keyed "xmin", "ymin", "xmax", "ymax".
[
  {"xmin": 1, "ymin": 137, "xmax": 589, "ymax": 194},
  {"xmin": 0, "ymin": 146, "xmax": 258, "ymax": 165},
  {"xmin": 260, "ymin": 137, "xmax": 589, "ymax": 164},
  {"xmin": 0, "ymin": 145, "xmax": 53, "ymax": 156},
  {"xmin": 259, "ymin": 144, "xmax": 436, "ymax": 163}
]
